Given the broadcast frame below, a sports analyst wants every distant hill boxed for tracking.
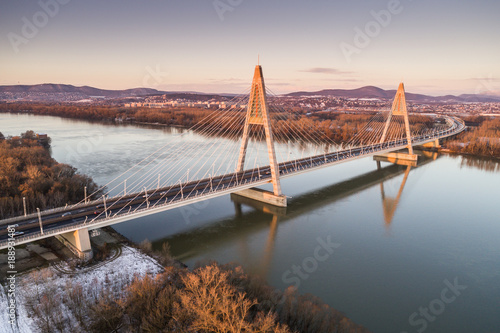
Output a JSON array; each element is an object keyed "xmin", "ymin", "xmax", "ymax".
[
  {"xmin": 1, "ymin": 83, "xmax": 499, "ymax": 103},
  {"xmin": 0, "ymin": 84, "xmax": 232, "ymax": 102},
  {"xmin": 286, "ymin": 86, "xmax": 500, "ymax": 103},
  {"xmin": 0, "ymin": 83, "xmax": 166, "ymax": 98}
]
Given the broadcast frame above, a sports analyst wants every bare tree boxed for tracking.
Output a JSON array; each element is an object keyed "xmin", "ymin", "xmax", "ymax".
[{"xmin": 176, "ymin": 264, "xmax": 290, "ymax": 333}]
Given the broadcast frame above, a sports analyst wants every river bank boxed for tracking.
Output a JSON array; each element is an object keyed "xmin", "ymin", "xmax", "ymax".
[
  {"xmin": 3, "ymin": 108, "xmax": 499, "ymax": 160},
  {"xmin": 1, "ymin": 226, "xmax": 369, "ymax": 333},
  {"xmin": 0, "ymin": 226, "xmax": 163, "ymax": 332}
]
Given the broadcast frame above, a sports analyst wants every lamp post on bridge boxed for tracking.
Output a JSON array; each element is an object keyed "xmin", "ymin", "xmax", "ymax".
[
  {"xmin": 102, "ymin": 195, "xmax": 108, "ymax": 218},
  {"xmin": 84, "ymin": 186, "xmax": 88, "ymax": 204},
  {"xmin": 23, "ymin": 197, "xmax": 27, "ymax": 216},
  {"xmin": 37, "ymin": 208, "xmax": 44, "ymax": 235},
  {"xmin": 144, "ymin": 187, "xmax": 150, "ymax": 208}
]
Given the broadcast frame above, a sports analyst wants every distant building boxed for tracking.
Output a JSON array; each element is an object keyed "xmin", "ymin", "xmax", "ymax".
[{"xmin": 36, "ymin": 133, "xmax": 50, "ymax": 147}]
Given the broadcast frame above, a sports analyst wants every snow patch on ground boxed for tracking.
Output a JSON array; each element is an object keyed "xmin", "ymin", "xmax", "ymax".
[{"xmin": 1, "ymin": 246, "xmax": 163, "ymax": 333}]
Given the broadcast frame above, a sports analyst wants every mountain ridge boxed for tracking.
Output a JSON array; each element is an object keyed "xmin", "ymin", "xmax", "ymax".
[
  {"xmin": 285, "ymin": 86, "xmax": 500, "ymax": 103},
  {"xmin": 1, "ymin": 83, "xmax": 499, "ymax": 103},
  {"xmin": 0, "ymin": 83, "xmax": 167, "ymax": 98}
]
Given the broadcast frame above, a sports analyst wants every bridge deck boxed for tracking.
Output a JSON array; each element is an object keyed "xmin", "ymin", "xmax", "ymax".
[{"xmin": 0, "ymin": 116, "xmax": 465, "ymax": 249}]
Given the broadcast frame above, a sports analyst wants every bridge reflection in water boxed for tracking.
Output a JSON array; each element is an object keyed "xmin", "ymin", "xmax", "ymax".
[{"xmin": 158, "ymin": 151, "xmax": 439, "ymax": 277}]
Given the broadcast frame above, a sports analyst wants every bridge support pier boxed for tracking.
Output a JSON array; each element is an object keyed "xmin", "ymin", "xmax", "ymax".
[
  {"xmin": 56, "ymin": 228, "xmax": 93, "ymax": 261},
  {"xmin": 374, "ymin": 152, "xmax": 418, "ymax": 167},
  {"xmin": 420, "ymin": 150, "xmax": 438, "ymax": 160},
  {"xmin": 417, "ymin": 139, "xmax": 441, "ymax": 149},
  {"xmin": 231, "ymin": 192, "xmax": 287, "ymax": 215},
  {"xmin": 232, "ymin": 188, "xmax": 287, "ymax": 207}
]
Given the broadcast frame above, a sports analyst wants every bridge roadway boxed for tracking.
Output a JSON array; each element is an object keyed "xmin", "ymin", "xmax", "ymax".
[{"xmin": 0, "ymin": 116, "xmax": 465, "ymax": 249}]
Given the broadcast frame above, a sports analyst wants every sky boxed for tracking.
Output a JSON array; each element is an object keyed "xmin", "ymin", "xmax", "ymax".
[{"xmin": 1, "ymin": 0, "xmax": 499, "ymax": 96}]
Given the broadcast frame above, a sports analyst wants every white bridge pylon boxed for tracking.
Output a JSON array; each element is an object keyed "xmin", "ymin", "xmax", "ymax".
[
  {"xmin": 234, "ymin": 65, "xmax": 287, "ymax": 206},
  {"xmin": 380, "ymin": 82, "xmax": 415, "ymax": 156},
  {"xmin": 372, "ymin": 82, "xmax": 419, "ymax": 166}
]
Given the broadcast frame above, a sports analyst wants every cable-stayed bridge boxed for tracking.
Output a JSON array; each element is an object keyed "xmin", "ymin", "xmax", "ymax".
[{"xmin": 0, "ymin": 66, "xmax": 466, "ymax": 259}]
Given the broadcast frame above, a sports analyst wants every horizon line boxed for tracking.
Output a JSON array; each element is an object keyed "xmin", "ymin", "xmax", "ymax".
[{"xmin": 1, "ymin": 82, "xmax": 497, "ymax": 98}]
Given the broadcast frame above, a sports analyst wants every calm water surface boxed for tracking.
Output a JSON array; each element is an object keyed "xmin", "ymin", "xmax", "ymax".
[{"xmin": 2, "ymin": 113, "xmax": 500, "ymax": 333}]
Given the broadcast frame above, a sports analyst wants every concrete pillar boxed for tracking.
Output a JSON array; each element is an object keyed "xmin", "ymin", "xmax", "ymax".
[
  {"xmin": 231, "ymin": 192, "xmax": 288, "ymax": 214},
  {"xmin": 380, "ymin": 83, "xmax": 416, "ymax": 157},
  {"xmin": 56, "ymin": 228, "xmax": 93, "ymax": 260},
  {"xmin": 234, "ymin": 202, "xmax": 243, "ymax": 218},
  {"xmin": 234, "ymin": 188, "xmax": 287, "ymax": 207},
  {"xmin": 236, "ymin": 65, "xmax": 283, "ymax": 197},
  {"xmin": 421, "ymin": 139, "xmax": 441, "ymax": 149},
  {"xmin": 374, "ymin": 152, "xmax": 418, "ymax": 167}
]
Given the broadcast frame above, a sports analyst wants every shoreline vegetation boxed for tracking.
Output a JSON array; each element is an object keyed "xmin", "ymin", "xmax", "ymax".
[
  {"xmin": 444, "ymin": 116, "xmax": 500, "ymax": 158},
  {"xmin": 0, "ymin": 102, "xmax": 439, "ymax": 144},
  {"xmin": 1, "ymin": 102, "xmax": 499, "ymax": 158},
  {"xmin": 0, "ymin": 132, "xmax": 102, "ymax": 219}
]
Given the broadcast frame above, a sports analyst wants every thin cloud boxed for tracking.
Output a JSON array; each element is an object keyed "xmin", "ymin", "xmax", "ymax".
[
  {"xmin": 264, "ymin": 78, "xmax": 292, "ymax": 86},
  {"xmin": 466, "ymin": 76, "xmax": 499, "ymax": 81},
  {"xmin": 267, "ymin": 82, "xmax": 291, "ymax": 86},
  {"xmin": 299, "ymin": 67, "xmax": 353, "ymax": 75},
  {"xmin": 207, "ymin": 77, "xmax": 246, "ymax": 84},
  {"xmin": 318, "ymin": 77, "xmax": 360, "ymax": 83}
]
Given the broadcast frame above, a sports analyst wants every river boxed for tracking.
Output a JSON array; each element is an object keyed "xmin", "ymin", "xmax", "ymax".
[{"xmin": 2, "ymin": 113, "xmax": 499, "ymax": 333}]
